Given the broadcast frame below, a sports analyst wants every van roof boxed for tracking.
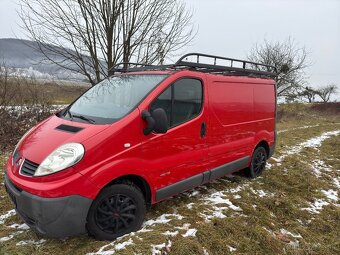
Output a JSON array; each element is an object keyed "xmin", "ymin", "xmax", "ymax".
[{"xmin": 110, "ymin": 53, "xmax": 277, "ymax": 79}]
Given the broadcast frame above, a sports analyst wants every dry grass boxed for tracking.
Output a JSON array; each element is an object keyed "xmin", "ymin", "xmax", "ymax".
[
  {"xmin": 0, "ymin": 103, "xmax": 339, "ymax": 255},
  {"xmin": 0, "ymin": 77, "xmax": 89, "ymax": 106}
]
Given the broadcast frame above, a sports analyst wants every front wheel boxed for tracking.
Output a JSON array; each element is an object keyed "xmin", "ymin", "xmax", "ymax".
[
  {"xmin": 86, "ymin": 184, "xmax": 146, "ymax": 240},
  {"xmin": 248, "ymin": 146, "xmax": 267, "ymax": 179}
]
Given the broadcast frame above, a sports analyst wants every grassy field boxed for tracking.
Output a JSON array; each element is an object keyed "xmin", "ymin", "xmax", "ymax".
[
  {"xmin": 0, "ymin": 104, "xmax": 339, "ymax": 255},
  {"xmin": 0, "ymin": 77, "xmax": 89, "ymax": 105}
]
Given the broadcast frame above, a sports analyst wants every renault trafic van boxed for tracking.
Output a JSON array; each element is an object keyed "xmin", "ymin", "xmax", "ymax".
[{"xmin": 5, "ymin": 53, "xmax": 277, "ymax": 240}]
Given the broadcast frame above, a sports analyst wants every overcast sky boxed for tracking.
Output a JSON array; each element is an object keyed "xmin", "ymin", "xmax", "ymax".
[{"xmin": 0, "ymin": 0, "xmax": 339, "ymax": 97}]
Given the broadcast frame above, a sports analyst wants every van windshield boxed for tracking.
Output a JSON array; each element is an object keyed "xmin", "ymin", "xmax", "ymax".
[{"xmin": 65, "ymin": 74, "xmax": 167, "ymax": 124}]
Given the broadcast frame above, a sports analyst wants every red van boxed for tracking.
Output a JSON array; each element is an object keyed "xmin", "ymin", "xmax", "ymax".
[{"xmin": 5, "ymin": 53, "xmax": 276, "ymax": 240}]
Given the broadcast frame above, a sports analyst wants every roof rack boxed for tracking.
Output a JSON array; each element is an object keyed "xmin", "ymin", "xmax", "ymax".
[{"xmin": 109, "ymin": 53, "xmax": 277, "ymax": 78}]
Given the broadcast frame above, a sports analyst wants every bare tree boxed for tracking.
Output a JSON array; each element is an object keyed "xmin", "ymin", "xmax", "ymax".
[
  {"xmin": 248, "ymin": 38, "xmax": 310, "ymax": 98},
  {"xmin": 19, "ymin": 0, "xmax": 195, "ymax": 85},
  {"xmin": 316, "ymin": 84, "xmax": 338, "ymax": 103},
  {"xmin": 299, "ymin": 86, "xmax": 318, "ymax": 103}
]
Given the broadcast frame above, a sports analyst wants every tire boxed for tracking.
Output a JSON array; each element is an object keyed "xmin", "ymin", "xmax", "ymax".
[
  {"xmin": 248, "ymin": 146, "xmax": 267, "ymax": 179},
  {"xmin": 86, "ymin": 184, "xmax": 146, "ymax": 240}
]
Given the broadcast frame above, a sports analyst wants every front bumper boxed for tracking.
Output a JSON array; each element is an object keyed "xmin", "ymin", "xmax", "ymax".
[{"xmin": 4, "ymin": 173, "xmax": 93, "ymax": 238}]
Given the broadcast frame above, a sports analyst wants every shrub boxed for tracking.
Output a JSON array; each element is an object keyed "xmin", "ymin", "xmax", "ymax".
[{"xmin": 0, "ymin": 70, "xmax": 57, "ymax": 151}]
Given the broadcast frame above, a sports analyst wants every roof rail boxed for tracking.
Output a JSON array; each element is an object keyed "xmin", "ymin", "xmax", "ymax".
[
  {"xmin": 176, "ymin": 53, "xmax": 277, "ymax": 77},
  {"xmin": 109, "ymin": 53, "xmax": 277, "ymax": 78},
  {"xmin": 109, "ymin": 62, "xmax": 155, "ymax": 73}
]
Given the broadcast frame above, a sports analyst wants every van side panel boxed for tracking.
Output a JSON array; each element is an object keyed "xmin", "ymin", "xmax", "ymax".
[
  {"xmin": 206, "ymin": 75, "xmax": 275, "ymax": 174},
  {"xmin": 209, "ymin": 82, "xmax": 254, "ymax": 125},
  {"xmin": 206, "ymin": 78, "xmax": 254, "ymax": 172},
  {"xmin": 253, "ymin": 83, "xmax": 276, "ymax": 148}
]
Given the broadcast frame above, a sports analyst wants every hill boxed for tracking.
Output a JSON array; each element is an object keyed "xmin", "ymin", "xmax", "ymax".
[{"xmin": 0, "ymin": 38, "xmax": 86, "ymax": 81}]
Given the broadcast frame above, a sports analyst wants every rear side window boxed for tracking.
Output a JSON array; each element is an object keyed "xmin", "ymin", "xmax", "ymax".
[{"xmin": 150, "ymin": 78, "xmax": 203, "ymax": 127}]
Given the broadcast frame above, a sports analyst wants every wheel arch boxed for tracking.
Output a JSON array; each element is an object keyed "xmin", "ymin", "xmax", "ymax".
[
  {"xmin": 104, "ymin": 174, "xmax": 152, "ymax": 209},
  {"xmin": 254, "ymin": 140, "xmax": 270, "ymax": 159}
]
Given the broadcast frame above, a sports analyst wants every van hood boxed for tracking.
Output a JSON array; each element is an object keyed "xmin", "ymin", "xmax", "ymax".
[{"xmin": 18, "ymin": 115, "xmax": 110, "ymax": 164}]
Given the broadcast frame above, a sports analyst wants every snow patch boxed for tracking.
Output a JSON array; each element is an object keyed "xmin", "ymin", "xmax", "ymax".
[
  {"xmin": 115, "ymin": 239, "xmax": 134, "ymax": 251},
  {"xmin": 200, "ymin": 210, "xmax": 227, "ymax": 221},
  {"xmin": 280, "ymin": 229, "xmax": 302, "ymax": 239},
  {"xmin": 186, "ymin": 203, "xmax": 194, "ymax": 209},
  {"xmin": 87, "ymin": 238, "xmax": 134, "ymax": 255},
  {"xmin": 228, "ymin": 245, "xmax": 237, "ymax": 252},
  {"xmin": 310, "ymin": 159, "xmax": 332, "ymax": 177},
  {"xmin": 203, "ymin": 248, "xmax": 210, "ymax": 255},
  {"xmin": 204, "ymin": 192, "xmax": 242, "ymax": 211},
  {"xmin": 187, "ymin": 190, "xmax": 200, "ymax": 197},
  {"xmin": 182, "ymin": 228, "xmax": 197, "ymax": 237},
  {"xmin": 175, "ymin": 223, "xmax": 191, "ymax": 230},
  {"xmin": 16, "ymin": 239, "xmax": 46, "ymax": 246},
  {"xmin": 200, "ymin": 191, "xmax": 242, "ymax": 221},
  {"xmin": 8, "ymin": 223, "xmax": 30, "ymax": 230},
  {"xmin": 278, "ymin": 130, "xmax": 340, "ymax": 162},
  {"xmin": 333, "ymin": 178, "xmax": 340, "ymax": 189},
  {"xmin": 302, "ymin": 199, "xmax": 329, "ymax": 214},
  {"xmin": 266, "ymin": 162, "xmax": 273, "ymax": 170},
  {"xmin": 250, "ymin": 188, "xmax": 274, "ymax": 198},
  {"xmin": 143, "ymin": 214, "xmax": 184, "ymax": 228},
  {"xmin": 0, "ymin": 235, "xmax": 15, "ymax": 242},
  {"xmin": 302, "ymin": 130, "xmax": 340, "ymax": 148},
  {"xmin": 321, "ymin": 189, "xmax": 338, "ymax": 201},
  {"xmin": 162, "ymin": 230, "xmax": 179, "ymax": 237},
  {"xmin": 0, "ymin": 209, "xmax": 16, "ymax": 224},
  {"xmin": 151, "ymin": 239, "xmax": 172, "ymax": 255},
  {"xmin": 0, "ymin": 231, "xmax": 23, "ymax": 243},
  {"xmin": 226, "ymin": 184, "xmax": 249, "ymax": 194}
]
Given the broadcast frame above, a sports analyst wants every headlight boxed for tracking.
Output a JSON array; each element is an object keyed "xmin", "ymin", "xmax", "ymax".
[{"xmin": 34, "ymin": 143, "xmax": 85, "ymax": 177}]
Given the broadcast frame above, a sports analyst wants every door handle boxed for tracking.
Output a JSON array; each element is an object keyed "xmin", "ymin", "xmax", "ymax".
[{"xmin": 200, "ymin": 122, "xmax": 207, "ymax": 138}]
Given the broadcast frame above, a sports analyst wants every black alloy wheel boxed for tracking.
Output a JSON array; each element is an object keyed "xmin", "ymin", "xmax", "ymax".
[
  {"xmin": 248, "ymin": 146, "xmax": 267, "ymax": 178},
  {"xmin": 87, "ymin": 184, "xmax": 146, "ymax": 240}
]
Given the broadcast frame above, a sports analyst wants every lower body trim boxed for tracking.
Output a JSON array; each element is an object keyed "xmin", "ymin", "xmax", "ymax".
[{"xmin": 155, "ymin": 156, "xmax": 250, "ymax": 201}]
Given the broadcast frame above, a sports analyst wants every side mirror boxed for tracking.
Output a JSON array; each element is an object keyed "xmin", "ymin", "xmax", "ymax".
[
  {"xmin": 152, "ymin": 108, "xmax": 169, "ymax": 134},
  {"xmin": 141, "ymin": 108, "xmax": 168, "ymax": 135},
  {"xmin": 141, "ymin": 110, "xmax": 155, "ymax": 135}
]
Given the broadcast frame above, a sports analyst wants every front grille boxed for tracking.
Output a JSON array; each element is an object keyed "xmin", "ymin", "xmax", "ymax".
[{"xmin": 20, "ymin": 159, "xmax": 39, "ymax": 177}]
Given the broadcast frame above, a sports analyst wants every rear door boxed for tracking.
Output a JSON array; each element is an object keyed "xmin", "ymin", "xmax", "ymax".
[{"xmin": 140, "ymin": 75, "xmax": 208, "ymax": 201}]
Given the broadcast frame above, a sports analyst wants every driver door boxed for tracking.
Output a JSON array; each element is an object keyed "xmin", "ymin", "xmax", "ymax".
[{"xmin": 140, "ymin": 76, "xmax": 209, "ymax": 201}]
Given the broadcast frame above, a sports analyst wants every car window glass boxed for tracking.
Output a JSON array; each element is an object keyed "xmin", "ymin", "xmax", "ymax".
[
  {"xmin": 150, "ymin": 85, "xmax": 172, "ymax": 126},
  {"xmin": 68, "ymin": 74, "xmax": 167, "ymax": 124},
  {"xmin": 173, "ymin": 79, "xmax": 203, "ymax": 126},
  {"xmin": 150, "ymin": 78, "xmax": 203, "ymax": 128}
]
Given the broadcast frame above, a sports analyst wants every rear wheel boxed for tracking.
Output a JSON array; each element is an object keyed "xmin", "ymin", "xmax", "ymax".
[
  {"xmin": 87, "ymin": 184, "xmax": 146, "ymax": 240},
  {"xmin": 248, "ymin": 146, "xmax": 267, "ymax": 178}
]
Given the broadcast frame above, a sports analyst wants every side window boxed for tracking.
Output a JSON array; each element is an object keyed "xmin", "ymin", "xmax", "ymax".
[
  {"xmin": 173, "ymin": 79, "xmax": 203, "ymax": 126},
  {"xmin": 150, "ymin": 78, "xmax": 203, "ymax": 128},
  {"xmin": 150, "ymin": 85, "xmax": 172, "ymax": 126}
]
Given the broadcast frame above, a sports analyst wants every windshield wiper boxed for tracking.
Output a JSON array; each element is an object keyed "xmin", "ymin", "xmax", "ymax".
[
  {"xmin": 65, "ymin": 108, "xmax": 73, "ymax": 121},
  {"xmin": 72, "ymin": 114, "xmax": 96, "ymax": 124}
]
